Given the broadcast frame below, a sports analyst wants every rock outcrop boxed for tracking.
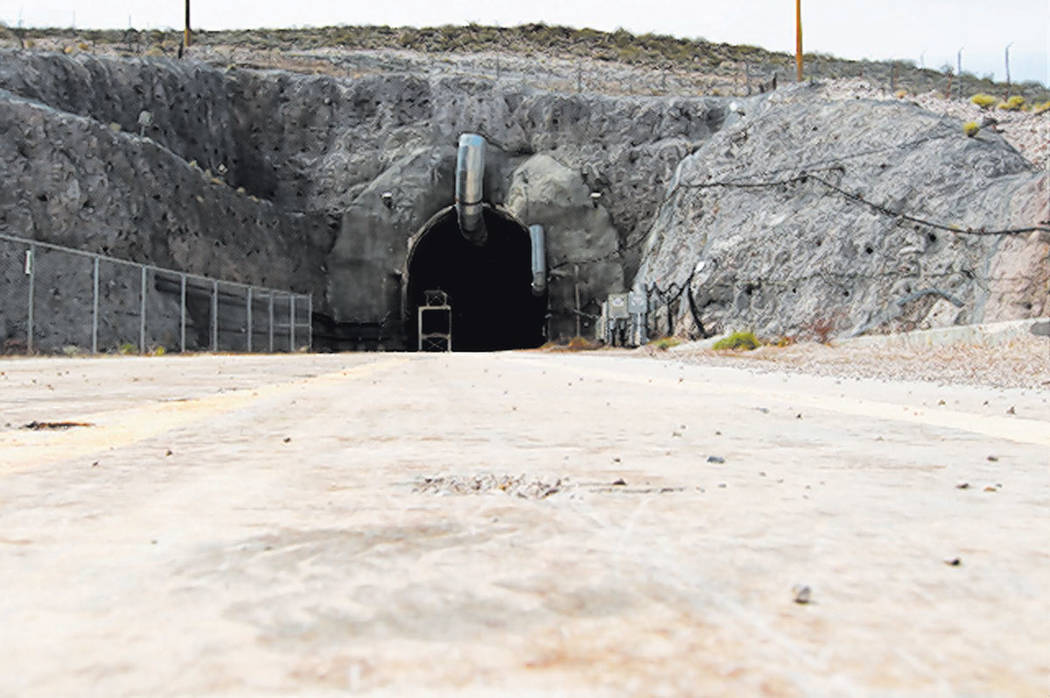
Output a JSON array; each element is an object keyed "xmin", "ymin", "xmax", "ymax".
[
  {"xmin": 0, "ymin": 51, "xmax": 728, "ymax": 347},
  {"xmin": 635, "ymin": 83, "xmax": 1049, "ymax": 340}
]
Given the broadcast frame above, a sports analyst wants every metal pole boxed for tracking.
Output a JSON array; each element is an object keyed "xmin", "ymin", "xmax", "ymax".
[
  {"xmin": 268, "ymin": 292, "xmax": 274, "ymax": 353},
  {"xmin": 184, "ymin": 0, "xmax": 191, "ymax": 48},
  {"xmin": 289, "ymin": 295, "xmax": 296, "ymax": 352},
  {"xmin": 211, "ymin": 280, "xmax": 218, "ymax": 351},
  {"xmin": 573, "ymin": 264, "xmax": 581, "ymax": 338},
  {"xmin": 139, "ymin": 266, "xmax": 147, "ymax": 354},
  {"xmin": 1004, "ymin": 42, "xmax": 1013, "ymax": 98},
  {"xmin": 795, "ymin": 0, "xmax": 803, "ymax": 82},
  {"xmin": 957, "ymin": 47, "xmax": 964, "ymax": 99},
  {"xmin": 25, "ymin": 245, "xmax": 34, "ymax": 354},
  {"xmin": 307, "ymin": 294, "xmax": 313, "ymax": 352},
  {"xmin": 91, "ymin": 257, "xmax": 99, "ymax": 354},
  {"xmin": 179, "ymin": 274, "xmax": 186, "ymax": 353},
  {"xmin": 246, "ymin": 287, "xmax": 252, "ymax": 352}
]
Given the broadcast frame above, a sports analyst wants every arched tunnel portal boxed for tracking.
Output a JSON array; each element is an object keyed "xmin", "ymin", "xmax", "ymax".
[{"xmin": 405, "ymin": 206, "xmax": 547, "ymax": 351}]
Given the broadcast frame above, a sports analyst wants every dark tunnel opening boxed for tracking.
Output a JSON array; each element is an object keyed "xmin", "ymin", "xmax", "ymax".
[{"xmin": 406, "ymin": 207, "xmax": 547, "ymax": 351}]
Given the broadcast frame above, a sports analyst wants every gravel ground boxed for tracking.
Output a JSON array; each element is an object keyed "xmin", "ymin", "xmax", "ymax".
[{"xmin": 650, "ymin": 336, "xmax": 1050, "ymax": 390}]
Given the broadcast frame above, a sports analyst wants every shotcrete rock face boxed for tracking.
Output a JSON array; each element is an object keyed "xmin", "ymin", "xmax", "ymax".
[
  {"xmin": 0, "ymin": 51, "xmax": 734, "ymax": 349},
  {"xmin": 407, "ymin": 207, "xmax": 545, "ymax": 351}
]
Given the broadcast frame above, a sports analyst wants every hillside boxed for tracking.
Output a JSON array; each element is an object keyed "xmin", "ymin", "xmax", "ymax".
[{"xmin": 2, "ymin": 23, "xmax": 1048, "ymax": 103}]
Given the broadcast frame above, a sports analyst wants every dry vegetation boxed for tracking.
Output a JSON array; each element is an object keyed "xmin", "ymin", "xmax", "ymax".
[{"xmin": 1, "ymin": 23, "xmax": 1047, "ymax": 102}]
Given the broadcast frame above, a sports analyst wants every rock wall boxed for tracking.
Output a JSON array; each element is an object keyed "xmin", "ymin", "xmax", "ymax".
[
  {"xmin": 0, "ymin": 50, "xmax": 729, "ymax": 347},
  {"xmin": 635, "ymin": 84, "xmax": 1050, "ymax": 341}
]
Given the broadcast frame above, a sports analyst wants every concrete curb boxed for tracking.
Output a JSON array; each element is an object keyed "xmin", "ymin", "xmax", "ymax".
[{"xmin": 840, "ymin": 318, "xmax": 1050, "ymax": 350}]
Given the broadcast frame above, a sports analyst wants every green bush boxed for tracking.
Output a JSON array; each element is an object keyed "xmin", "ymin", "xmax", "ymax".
[
  {"xmin": 970, "ymin": 93, "xmax": 998, "ymax": 109},
  {"xmin": 998, "ymin": 95, "xmax": 1026, "ymax": 111},
  {"xmin": 712, "ymin": 331, "xmax": 761, "ymax": 351},
  {"xmin": 963, "ymin": 121, "xmax": 980, "ymax": 137}
]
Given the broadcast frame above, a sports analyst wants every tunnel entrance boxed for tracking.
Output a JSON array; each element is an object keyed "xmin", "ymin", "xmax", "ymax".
[{"xmin": 406, "ymin": 207, "xmax": 547, "ymax": 351}]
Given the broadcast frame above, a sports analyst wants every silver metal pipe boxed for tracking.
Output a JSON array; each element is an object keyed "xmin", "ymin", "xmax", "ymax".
[
  {"xmin": 529, "ymin": 225, "xmax": 547, "ymax": 296},
  {"xmin": 455, "ymin": 133, "xmax": 487, "ymax": 246}
]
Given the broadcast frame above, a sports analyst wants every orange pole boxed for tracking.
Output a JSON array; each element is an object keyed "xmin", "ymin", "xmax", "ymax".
[{"xmin": 795, "ymin": 0, "xmax": 803, "ymax": 82}]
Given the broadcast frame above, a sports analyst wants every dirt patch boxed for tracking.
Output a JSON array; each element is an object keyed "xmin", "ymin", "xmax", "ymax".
[
  {"xmin": 21, "ymin": 421, "xmax": 94, "ymax": 430},
  {"xmin": 413, "ymin": 474, "xmax": 568, "ymax": 499}
]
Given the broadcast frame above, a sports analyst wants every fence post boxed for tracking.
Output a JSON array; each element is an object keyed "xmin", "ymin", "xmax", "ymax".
[
  {"xmin": 289, "ymin": 295, "xmax": 296, "ymax": 352},
  {"xmin": 307, "ymin": 294, "xmax": 313, "ymax": 352},
  {"xmin": 268, "ymin": 292, "xmax": 274, "ymax": 353},
  {"xmin": 179, "ymin": 274, "xmax": 186, "ymax": 353},
  {"xmin": 91, "ymin": 256, "xmax": 99, "ymax": 354},
  {"xmin": 246, "ymin": 286, "xmax": 252, "ymax": 353},
  {"xmin": 139, "ymin": 266, "xmax": 147, "ymax": 354},
  {"xmin": 211, "ymin": 280, "xmax": 218, "ymax": 351},
  {"xmin": 25, "ymin": 245, "xmax": 34, "ymax": 354}
]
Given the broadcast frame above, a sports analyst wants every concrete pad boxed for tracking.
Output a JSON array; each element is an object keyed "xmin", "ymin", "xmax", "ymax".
[{"xmin": 0, "ymin": 352, "xmax": 1048, "ymax": 697}]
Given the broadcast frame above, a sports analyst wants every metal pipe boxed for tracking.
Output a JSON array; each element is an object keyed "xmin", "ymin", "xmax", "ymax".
[
  {"xmin": 455, "ymin": 133, "xmax": 487, "ymax": 246},
  {"xmin": 529, "ymin": 225, "xmax": 547, "ymax": 296}
]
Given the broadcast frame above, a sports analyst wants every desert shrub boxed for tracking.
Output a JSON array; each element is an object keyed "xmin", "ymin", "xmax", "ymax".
[
  {"xmin": 970, "ymin": 93, "xmax": 998, "ymax": 109},
  {"xmin": 998, "ymin": 95, "xmax": 1026, "ymax": 111},
  {"xmin": 963, "ymin": 121, "xmax": 980, "ymax": 137},
  {"xmin": 712, "ymin": 331, "xmax": 760, "ymax": 351},
  {"xmin": 1034, "ymin": 101, "xmax": 1050, "ymax": 115},
  {"xmin": 649, "ymin": 336, "xmax": 682, "ymax": 351},
  {"xmin": 895, "ymin": 89, "xmax": 908, "ymax": 99},
  {"xmin": 566, "ymin": 336, "xmax": 599, "ymax": 351}
]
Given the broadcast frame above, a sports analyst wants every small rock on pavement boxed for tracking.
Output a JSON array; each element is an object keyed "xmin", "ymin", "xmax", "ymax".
[
  {"xmin": 956, "ymin": 482, "xmax": 970, "ymax": 489},
  {"xmin": 793, "ymin": 585, "xmax": 812, "ymax": 604},
  {"xmin": 944, "ymin": 557, "xmax": 962, "ymax": 566},
  {"xmin": 707, "ymin": 456, "xmax": 726, "ymax": 464}
]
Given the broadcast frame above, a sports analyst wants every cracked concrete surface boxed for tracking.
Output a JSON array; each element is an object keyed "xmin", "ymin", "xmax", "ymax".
[{"xmin": 1, "ymin": 352, "xmax": 1048, "ymax": 696}]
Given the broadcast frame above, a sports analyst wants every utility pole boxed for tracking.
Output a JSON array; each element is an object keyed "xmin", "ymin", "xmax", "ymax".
[
  {"xmin": 1004, "ymin": 42, "xmax": 1014, "ymax": 98},
  {"xmin": 795, "ymin": 0, "xmax": 804, "ymax": 82},
  {"xmin": 184, "ymin": 0, "xmax": 191, "ymax": 49},
  {"xmin": 956, "ymin": 47, "xmax": 964, "ymax": 99}
]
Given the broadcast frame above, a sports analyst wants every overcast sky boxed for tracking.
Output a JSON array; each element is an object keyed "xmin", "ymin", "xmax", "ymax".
[{"xmin": 3, "ymin": 1, "xmax": 1048, "ymax": 85}]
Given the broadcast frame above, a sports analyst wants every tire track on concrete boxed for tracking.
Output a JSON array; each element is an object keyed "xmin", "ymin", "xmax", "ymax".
[{"xmin": 0, "ymin": 357, "xmax": 409, "ymax": 473}]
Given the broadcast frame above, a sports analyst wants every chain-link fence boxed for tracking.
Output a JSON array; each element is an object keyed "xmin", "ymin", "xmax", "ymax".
[{"xmin": 0, "ymin": 233, "xmax": 312, "ymax": 355}]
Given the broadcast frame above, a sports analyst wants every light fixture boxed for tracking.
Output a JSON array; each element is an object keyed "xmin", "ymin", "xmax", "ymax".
[{"xmin": 381, "ymin": 191, "xmax": 394, "ymax": 209}]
